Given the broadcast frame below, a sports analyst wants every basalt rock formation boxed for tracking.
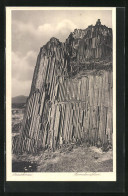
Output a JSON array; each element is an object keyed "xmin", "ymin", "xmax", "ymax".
[{"xmin": 12, "ymin": 20, "xmax": 113, "ymax": 154}]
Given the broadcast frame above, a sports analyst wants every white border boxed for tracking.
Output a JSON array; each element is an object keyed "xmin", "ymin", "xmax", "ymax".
[{"xmin": 6, "ymin": 7, "xmax": 116, "ymax": 181}]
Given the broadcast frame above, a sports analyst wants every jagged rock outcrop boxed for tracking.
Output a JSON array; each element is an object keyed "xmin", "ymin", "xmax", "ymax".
[{"xmin": 12, "ymin": 20, "xmax": 113, "ymax": 154}]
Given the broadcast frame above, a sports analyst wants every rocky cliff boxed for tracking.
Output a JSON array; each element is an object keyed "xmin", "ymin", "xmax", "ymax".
[{"xmin": 12, "ymin": 20, "xmax": 113, "ymax": 154}]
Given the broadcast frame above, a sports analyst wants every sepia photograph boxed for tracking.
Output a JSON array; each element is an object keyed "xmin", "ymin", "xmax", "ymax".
[{"xmin": 6, "ymin": 7, "xmax": 116, "ymax": 181}]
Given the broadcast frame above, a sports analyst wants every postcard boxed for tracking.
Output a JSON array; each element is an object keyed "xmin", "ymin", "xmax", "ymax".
[{"xmin": 6, "ymin": 7, "xmax": 116, "ymax": 181}]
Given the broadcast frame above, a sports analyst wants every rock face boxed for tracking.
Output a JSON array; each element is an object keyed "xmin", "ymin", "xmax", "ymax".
[{"xmin": 12, "ymin": 20, "xmax": 113, "ymax": 154}]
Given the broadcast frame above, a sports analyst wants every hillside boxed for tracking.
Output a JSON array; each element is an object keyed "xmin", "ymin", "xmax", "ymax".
[{"xmin": 12, "ymin": 95, "xmax": 28, "ymax": 104}]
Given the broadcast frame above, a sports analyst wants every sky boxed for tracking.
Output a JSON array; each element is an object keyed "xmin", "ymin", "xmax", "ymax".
[{"xmin": 11, "ymin": 9, "xmax": 112, "ymax": 97}]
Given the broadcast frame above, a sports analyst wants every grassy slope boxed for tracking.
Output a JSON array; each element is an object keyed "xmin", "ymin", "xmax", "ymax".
[{"xmin": 13, "ymin": 145, "xmax": 113, "ymax": 172}]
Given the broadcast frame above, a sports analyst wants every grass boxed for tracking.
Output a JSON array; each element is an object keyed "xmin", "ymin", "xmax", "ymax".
[{"xmin": 12, "ymin": 144, "xmax": 113, "ymax": 172}]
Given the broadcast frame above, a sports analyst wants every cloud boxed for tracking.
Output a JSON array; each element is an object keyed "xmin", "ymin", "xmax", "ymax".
[
  {"xmin": 57, "ymin": 19, "xmax": 77, "ymax": 31},
  {"xmin": 12, "ymin": 50, "xmax": 36, "ymax": 81},
  {"xmin": 12, "ymin": 19, "xmax": 77, "ymax": 96},
  {"xmin": 12, "ymin": 19, "xmax": 77, "ymax": 44},
  {"xmin": 12, "ymin": 78, "xmax": 32, "ymax": 97},
  {"xmin": 37, "ymin": 19, "xmax": 77, "ymax": 41},
  {"xmin": 38, "ymin": 19, "xmax": 76, "ymax": 34},
  {"xmin": 12, "ymin": 20, "xmax": 36, "ymax": 37},
  {"xmin": 12, "ymin": 51, "xmax": 37, "ymax": 96}
]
